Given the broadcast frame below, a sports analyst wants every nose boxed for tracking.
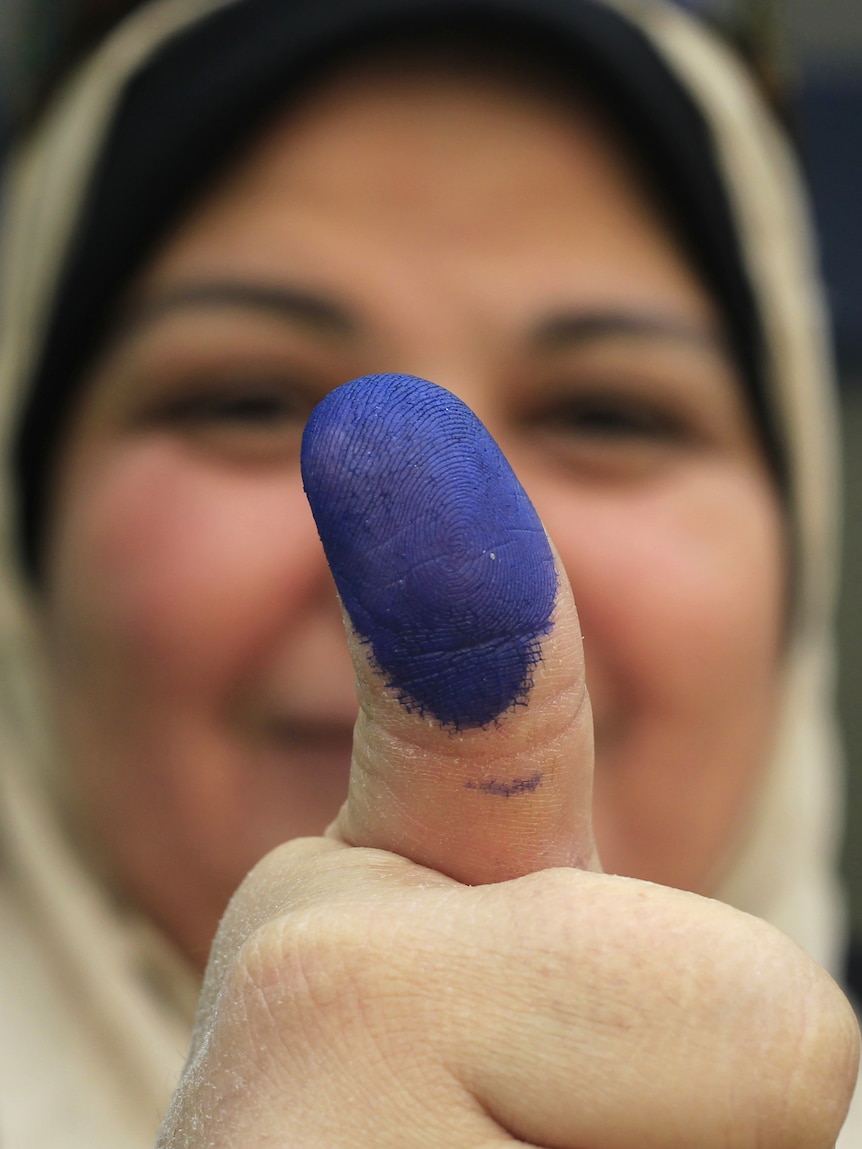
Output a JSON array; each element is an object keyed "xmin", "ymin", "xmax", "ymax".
[
  {"xmin": 259, "ymin": 541, "xmax": 360, "ymax": 726},
  {"xmin": 282, "ymin": 571, "xmax": 359, "ymax": 722}
]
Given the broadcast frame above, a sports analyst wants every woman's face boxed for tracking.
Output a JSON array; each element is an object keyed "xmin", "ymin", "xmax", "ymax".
[{"xmin": 43, "ymin": 58, "xmax": 785, "ymax": 966}]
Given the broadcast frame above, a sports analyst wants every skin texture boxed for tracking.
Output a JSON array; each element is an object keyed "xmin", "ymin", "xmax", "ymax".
[
  {"xmin": 158, "ymin": 452, "xmax": 853, "ymax": 1146},
  {"xmin": 157, "ymin": 849, "xmax": 858, "ymax": 1147},
  {"xmin": 40, "ymin": 52, "xmax": 860, "ymax": 1147}
]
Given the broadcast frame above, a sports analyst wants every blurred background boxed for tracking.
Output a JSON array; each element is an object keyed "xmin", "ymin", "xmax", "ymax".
[
  {"xmin": 791, "ymin": 0, "xmax": 862, "ymax": 941},
  {"xmin": 0, "ymin": 0, "xmax": 861, "ymax": 927}
]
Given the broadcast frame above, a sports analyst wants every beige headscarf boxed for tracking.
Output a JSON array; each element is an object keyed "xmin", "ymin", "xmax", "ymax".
[{"xmin": 0, "ymin": 0, "xmax": 855, "ymax": 1143}]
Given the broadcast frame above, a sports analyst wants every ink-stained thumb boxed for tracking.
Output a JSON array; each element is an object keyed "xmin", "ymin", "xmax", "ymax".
[{"xmin": 301, "ymin": 374, "xmax": 599, "ymax": 884}]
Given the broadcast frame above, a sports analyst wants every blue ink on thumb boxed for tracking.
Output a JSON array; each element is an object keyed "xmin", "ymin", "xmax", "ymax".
[{"xmin": 301, "ymin": 373, "xmax": 557, "ymax": 730}]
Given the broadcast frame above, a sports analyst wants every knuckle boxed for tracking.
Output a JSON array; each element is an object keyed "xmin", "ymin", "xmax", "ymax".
[
  {"xmin": 232, "ymin": 907, "xmax": 374, "ymax": 1025},
  {"xmin": 226, "ymin": 898, "xmax": 432, "ymax": 1038},
  {"xmin": 681, "ymin": 915, "xmax": 860, "ymax": 1147},
  {"xmin": 218, "ymin": 900, "xmax": 448, "ymax": 1084},
  {"xmin": 774, "ymin": 959, "xmax": 860, "ymax": 1145},
  {"xmin": 480, "ymin": 873, "xmax": 860, "ymax": 1147}
]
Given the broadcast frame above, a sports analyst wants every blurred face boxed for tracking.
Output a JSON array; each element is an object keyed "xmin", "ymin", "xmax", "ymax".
[{"xmin": 42, "ymin": 58, "xmax": 785, "ymax": 966}]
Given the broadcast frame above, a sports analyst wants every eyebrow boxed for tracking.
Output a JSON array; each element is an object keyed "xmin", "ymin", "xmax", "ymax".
[
  {"xmin": 117, "ymin": 284, "xmax": 725, "ymax": 363},
  {"xmin": 119, "ymin": 281, "xmax": 359, "ymax": 340},
  {"xmin": 530, "ymin": 310, "xmax": 727, "ymax": 354}
]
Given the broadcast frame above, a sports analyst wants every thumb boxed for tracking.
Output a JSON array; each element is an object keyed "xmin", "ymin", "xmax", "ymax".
[{"xmin": 301, "ymin": 373, "xmax": 599, "ymax": 884}]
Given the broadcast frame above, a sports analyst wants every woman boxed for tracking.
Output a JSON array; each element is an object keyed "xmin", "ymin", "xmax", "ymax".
[{"xmin": 0, "ymin": 0, "xmax": 858, "ymax": 1144}]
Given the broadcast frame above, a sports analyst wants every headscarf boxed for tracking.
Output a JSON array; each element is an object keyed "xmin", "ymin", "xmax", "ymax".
[{"xmin": 0, "ymin": 0, "xmax": 853, "ymax": 1143}]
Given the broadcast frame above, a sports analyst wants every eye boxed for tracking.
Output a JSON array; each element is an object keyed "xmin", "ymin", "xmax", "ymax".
[
  {"xmin": 529, "ymin": 391, "xmax": 688, "ymax": 443},
  {"xmin": 140, "ymin": 374, "xmax": 321, "ymax": 464},
  {"xmin": 519, "ymin": 381, "xmax": 708, "ymax": 482},
  {"xmin": 153, "ymin": 381, "xmax": 309, "ymax": 427}
]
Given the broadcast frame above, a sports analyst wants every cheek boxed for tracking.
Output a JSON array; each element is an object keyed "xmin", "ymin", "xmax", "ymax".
[
  {"xmin": 46, "ymin": 440, "xmax": 323, "ymax": 705},
  {"xmin": 41, "ymin": 438, "xmax": 340, "ymax": 958},
  {"xmin": 534, "ymin": 464, "xmax": 786, "ymax": 891},
  {"xmin": 577, "ymin": 481, "xmax": 783, "ymax": 713}
]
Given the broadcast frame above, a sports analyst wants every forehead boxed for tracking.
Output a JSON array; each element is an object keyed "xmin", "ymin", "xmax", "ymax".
[
  {"xmin": 164, "ymin": 36, "xmax": 665, "ymax": 228},
  {"xmin": 138, "ymin": 50, "xmax": 718, "ymax": 333}
]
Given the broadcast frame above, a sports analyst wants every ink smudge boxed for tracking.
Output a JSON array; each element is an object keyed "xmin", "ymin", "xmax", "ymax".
[
  {"xmin": 301, "ymin": 374, "xmax": 557, "ymax": 730},
  {"xmin": 464, "ymin": 772, "xmax": 544, "ymax": 798}
]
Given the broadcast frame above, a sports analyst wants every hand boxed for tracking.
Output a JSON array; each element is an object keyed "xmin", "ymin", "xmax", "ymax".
[{"xmin": 158, "ymin": 375, "xmax": 859, "ymax": 1148}]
